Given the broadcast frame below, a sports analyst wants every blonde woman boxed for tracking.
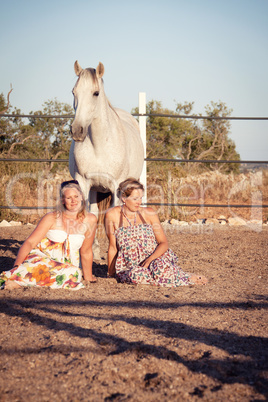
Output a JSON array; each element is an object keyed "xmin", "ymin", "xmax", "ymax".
[
  {"xmin": 0, "ymin": 180, "xmax": 97, "ymax": 290},
  {"xmin": 105, "ymin": 178, "xmax": 207, "ymax": 287}
]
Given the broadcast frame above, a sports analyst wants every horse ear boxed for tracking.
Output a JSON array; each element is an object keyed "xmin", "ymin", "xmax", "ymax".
[
  {"xmin": 74, "ymin": 61, "xmax": 83, "ymax": 76},
  {"xmin": 96, "ymin": 62, "xmax": 105, "ymax": 78}
]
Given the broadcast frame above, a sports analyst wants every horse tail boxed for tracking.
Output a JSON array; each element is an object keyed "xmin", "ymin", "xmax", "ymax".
[{"xmin": 96, "ymin": 192, "xmax": 113, "ymax": 238}]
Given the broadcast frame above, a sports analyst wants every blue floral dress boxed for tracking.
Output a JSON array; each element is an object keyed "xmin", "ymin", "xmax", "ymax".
[
  {"xmin": 0, "ymin": 230, "xmax": 85, "ymax": 290},
  {"xmin": 114, "ymin": 209, "xmax": 192, "ymax": 287}
]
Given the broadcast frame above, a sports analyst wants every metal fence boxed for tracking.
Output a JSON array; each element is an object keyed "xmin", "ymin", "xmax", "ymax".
[{"xmin": 0, "ymin": 112, "xmax": 267, "ymax": 212}]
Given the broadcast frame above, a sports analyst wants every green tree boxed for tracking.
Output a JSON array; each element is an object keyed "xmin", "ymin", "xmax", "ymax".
[
  {"xmin": 0, "ymin": 90, "xmax": 16, "ymax": 153},
  {"xmin": 0, "ymin": 90, "xmax": 31, "ymax": 161},
  {"xmin": 28, "ymin": 98, "xmax": 73, "ymax": 162},
  {"xmin": 0, "ymin": 97, "xmax": 73, "ymax": 175},
  {"xmin": 198, "ymin": 101, "xmax": 240, "ymax": 172},
  {"xmin": 133, "ymin": 99, "xmax": 240, "ymax": 174}
]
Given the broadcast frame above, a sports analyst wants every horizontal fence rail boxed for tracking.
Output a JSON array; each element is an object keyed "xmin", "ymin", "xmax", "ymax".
[
  {"xmin": 0, "ymin": 112, "xmax": 267, "ymax": 212},
  {"xmin": 1, "ymin": 158, "xmax": 268, "ymax": 164},
  {"xmin": 1, "ymin": 113, "xmax": 268, "ymax": 120},
  {"xmin": 145, "ymin": 158, "xmax": 268, "ymax": 164}
]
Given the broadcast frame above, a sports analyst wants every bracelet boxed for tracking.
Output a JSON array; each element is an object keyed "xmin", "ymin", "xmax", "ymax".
[{"xmin": 13, "ymin": 264, "xmax": 19, "ymax": 268}]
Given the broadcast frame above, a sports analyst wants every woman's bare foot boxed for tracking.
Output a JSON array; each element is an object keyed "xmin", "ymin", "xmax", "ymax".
[
  {"xmin": 4, "ymin": 280, "xmax": 21, "ymax": 290},
  {"xmin": 84, "ymin": 275, "xmax": 97, "ymax": 284},
  {"xmin": 190, "ymin": 275, "xmax": 208, "ymax": 285}
]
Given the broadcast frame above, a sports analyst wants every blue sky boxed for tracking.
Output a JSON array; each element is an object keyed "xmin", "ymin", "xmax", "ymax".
[{"xmin": 1, "ymin": 0, "xmax": 267, "ymax": 161}]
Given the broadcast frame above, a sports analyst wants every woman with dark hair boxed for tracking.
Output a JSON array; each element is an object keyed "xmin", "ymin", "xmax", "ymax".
[
  {"xmin": 105, "ymin": 178, "xmax": 207, "ymax": 287},
  {"xmin": 0, "ymin": 180, "xmax": 97, "ymax": 290}
]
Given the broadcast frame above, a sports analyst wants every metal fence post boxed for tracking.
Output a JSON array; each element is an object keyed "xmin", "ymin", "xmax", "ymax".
[{"xmin": 139, "ymin": 92, "xmax": 147, "ymax": 203}]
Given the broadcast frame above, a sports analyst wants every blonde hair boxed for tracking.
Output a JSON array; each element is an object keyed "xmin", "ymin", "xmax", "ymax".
[
  {"xmin": 117, "ymin": 178, "xmax": 144, "ymax": 200},
  {"xmin": 59, "ymin": 181, "xmax": 86, "ymax": 220}
]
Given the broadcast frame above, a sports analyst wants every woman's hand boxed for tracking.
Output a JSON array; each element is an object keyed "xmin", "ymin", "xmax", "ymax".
[
  {"xmin": 80, "ymin": 213, "xmax": 97, "ymax": 281},
  {"xmin": 140, "ymin": 207, "xmax": 169, "ymax": 263},
  {"xmin": 139, "ymin": 257, "xmax": 153, "ymax": 268}
]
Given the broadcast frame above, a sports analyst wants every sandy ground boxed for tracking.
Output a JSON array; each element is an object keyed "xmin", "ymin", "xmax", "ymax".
[{"xmin": 0, "ymin": 224, "xmax": 267, "ymax": 401}]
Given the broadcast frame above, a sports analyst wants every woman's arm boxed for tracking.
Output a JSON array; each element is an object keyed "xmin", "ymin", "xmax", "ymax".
[
  {"xmin": 139, "ymin": 207, "xmax": 169, "ymax": 268},
  {"xmin": 80, "ymin": 214, "xmax": 97, "ymax": 281},
  {"xmin": 105, "ymin": 209, "xmax": 118, "ymax": 277},
  {"xmin": 13, "ymin": 213, "xmax": 55, "ymax": 267}
]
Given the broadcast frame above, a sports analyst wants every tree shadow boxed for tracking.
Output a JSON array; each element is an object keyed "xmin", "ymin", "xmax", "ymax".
[
  {"xmin": 0, "ymin": 237, "xmax": 24, "ymax": 253},
  {"xmin": 0, "ymin": 238, "xmax": 24, "ymax": 273},
  {"xmin": 0, "ymin": 297, "xmax": 267, "ymax": 398}
]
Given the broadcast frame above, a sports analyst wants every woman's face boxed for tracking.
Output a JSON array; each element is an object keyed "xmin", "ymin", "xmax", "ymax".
[
  {"xmin": 123, "ymin": 188, "xmax": 143, "ymax": 212},
  {"xmin": 62, "ymin": 188, "xmax": 83, "ymax": 213}
]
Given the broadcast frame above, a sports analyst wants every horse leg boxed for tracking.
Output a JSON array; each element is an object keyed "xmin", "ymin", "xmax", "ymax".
[
  {"xmin": 89, "ymin": 189, "xmax": 99, "ymax": 216},
  {"xmin": 89, "ymin": 189, "xmax": 101, "ymax": 261}
]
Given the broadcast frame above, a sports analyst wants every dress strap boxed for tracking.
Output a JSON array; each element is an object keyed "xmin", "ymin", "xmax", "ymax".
[
  {"xmin": 119, "ymin": 208, "xmax": 124, "ymax": 228},
  {"xmin": 120, "ymin": 206, "xmax": 137, "ymax": 226},
  {"xmin": 137, "ymin": 210, "xmax": 147, "ymax": 224},
  {"xmin": 120, "ymin": 206, "xmax": 146, "ymax": 227}
]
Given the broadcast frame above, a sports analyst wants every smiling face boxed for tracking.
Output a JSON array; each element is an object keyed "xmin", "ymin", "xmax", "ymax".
[
  {"xmin": 62, "ymin": 187, "xmax": 83, "ymax": 213},
  {"xmin": 122, "ymin": 188, "xmax": 144, "ymax": 212}
]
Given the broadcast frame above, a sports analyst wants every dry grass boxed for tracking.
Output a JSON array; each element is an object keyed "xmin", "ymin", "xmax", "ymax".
[{"xmin": 0, "ymin": 168, "xmax": 267, "ymax": 224}]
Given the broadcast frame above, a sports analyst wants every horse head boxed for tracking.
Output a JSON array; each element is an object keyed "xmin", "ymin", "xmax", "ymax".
[{"xmin": 70, "ymin": 61, "xmax": 105, "ymax": 141}]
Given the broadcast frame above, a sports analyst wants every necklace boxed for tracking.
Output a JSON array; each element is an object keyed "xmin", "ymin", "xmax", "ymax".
[{"xmin": 122, "ymin": 206, "xmax": 137, "ymax": 226}]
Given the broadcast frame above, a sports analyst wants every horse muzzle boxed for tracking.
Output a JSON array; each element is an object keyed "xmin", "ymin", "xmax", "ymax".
[{"xmin": 70, "ymin": 125, "xmax": 86, "ymax": 142}]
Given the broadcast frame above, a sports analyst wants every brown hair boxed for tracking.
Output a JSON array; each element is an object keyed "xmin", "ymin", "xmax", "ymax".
[
  {"xmin": 117, "ymin": 178, "xmax": 144, "ymax": 200},
  {"xmin": 59, "ymin": 181, "xmax": 86, "ymax": 220}
]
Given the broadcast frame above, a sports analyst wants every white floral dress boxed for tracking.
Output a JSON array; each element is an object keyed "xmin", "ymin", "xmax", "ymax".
[{"xmin": 0, "ymin": 230, "xmax": 85, "ymax": 290}]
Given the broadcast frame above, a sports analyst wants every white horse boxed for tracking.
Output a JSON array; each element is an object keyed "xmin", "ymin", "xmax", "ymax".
[{"xmin": 69, "ymin": 60, "xmax": 144, "ymax": 218}]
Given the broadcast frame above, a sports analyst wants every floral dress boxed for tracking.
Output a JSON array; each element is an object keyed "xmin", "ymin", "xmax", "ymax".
[
  {"xmin": 0, "ymin": 230, "xmax": 85, "ymax": 290},
  {"xmin": 115, "ymin": 210, "xmax": 192, "ymax": 287}
]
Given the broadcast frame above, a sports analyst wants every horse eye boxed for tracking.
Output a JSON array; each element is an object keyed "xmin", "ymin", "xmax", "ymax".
[{"xmin": 93, "ymin": 91, "xmax": 99, "ymax": 97}]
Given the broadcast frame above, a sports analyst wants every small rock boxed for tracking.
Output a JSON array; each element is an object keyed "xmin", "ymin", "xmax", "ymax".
[
  {"xmin": 0, "ymin": 220, "xmax": 11, "ymax": 227},
  {"xmin": 196, "ymin": 219, "xmax": 204, "ymax": 225},
  {"xmin": 218, "ymin": 215, "xmax": 227, "ymax": 224},
  {"xmin": 206, "ymin": 218, "xmax": 219, "ymax": 225},
  {"xmin": 9, "ymin": 221, "xmax": 22, "ymax": 226},
  {"xmin": 162, "ymin": 220, "xmax": 170, "ymax": 225},
  {"xmin": 169, "ymin": 219, "xmax": 179, "ymax": 225},
  {"xmin": 169, "ymin": 219, "xmax": 189, "ymax": 226},
  {"xmin": 177, "ymin": 221, "xmax": 189, "ymax": 226},
  {"xmin": 228, "ymin": 217, "xmax": 247, "ymax": 226}
]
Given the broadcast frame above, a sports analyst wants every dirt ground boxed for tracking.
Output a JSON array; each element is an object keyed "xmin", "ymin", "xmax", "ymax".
[{"xmin": 0, "ymin": 224, "xmax": 267, "ymax": 402}]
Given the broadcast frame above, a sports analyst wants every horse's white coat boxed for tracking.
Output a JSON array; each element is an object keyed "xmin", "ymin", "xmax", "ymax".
[{"xmin": 69, "ymin": 61, "xmax": 144, "ymax": 214}]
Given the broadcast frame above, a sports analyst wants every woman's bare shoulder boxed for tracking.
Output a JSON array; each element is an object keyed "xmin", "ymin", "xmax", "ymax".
[
  {"xmin": 140, "ymin": 206, "xmax": 158, "ymax": 219},
  {"xmin": 40, "ymin": 211, "xmax": 58, "ymax": 224},
  {"xmin": 105, "ymin": 206, "xmax": 121, "ymax": 220},
  {"xmin": 85, "ymin": 212, "xmax": 98, "ymax": 224}
]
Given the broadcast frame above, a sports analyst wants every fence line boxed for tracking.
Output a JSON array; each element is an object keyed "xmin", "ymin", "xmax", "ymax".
[
  {"xmin": 1, "ymin": 113, "xmax": 268, "ymax": 120},
  {"xmin": 1, "ymin": 158, "xmax": 267, "ymax": 164},
  {"xmin": 0, "ymin": 111, "xmax": 267, "ymax": 213}
]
